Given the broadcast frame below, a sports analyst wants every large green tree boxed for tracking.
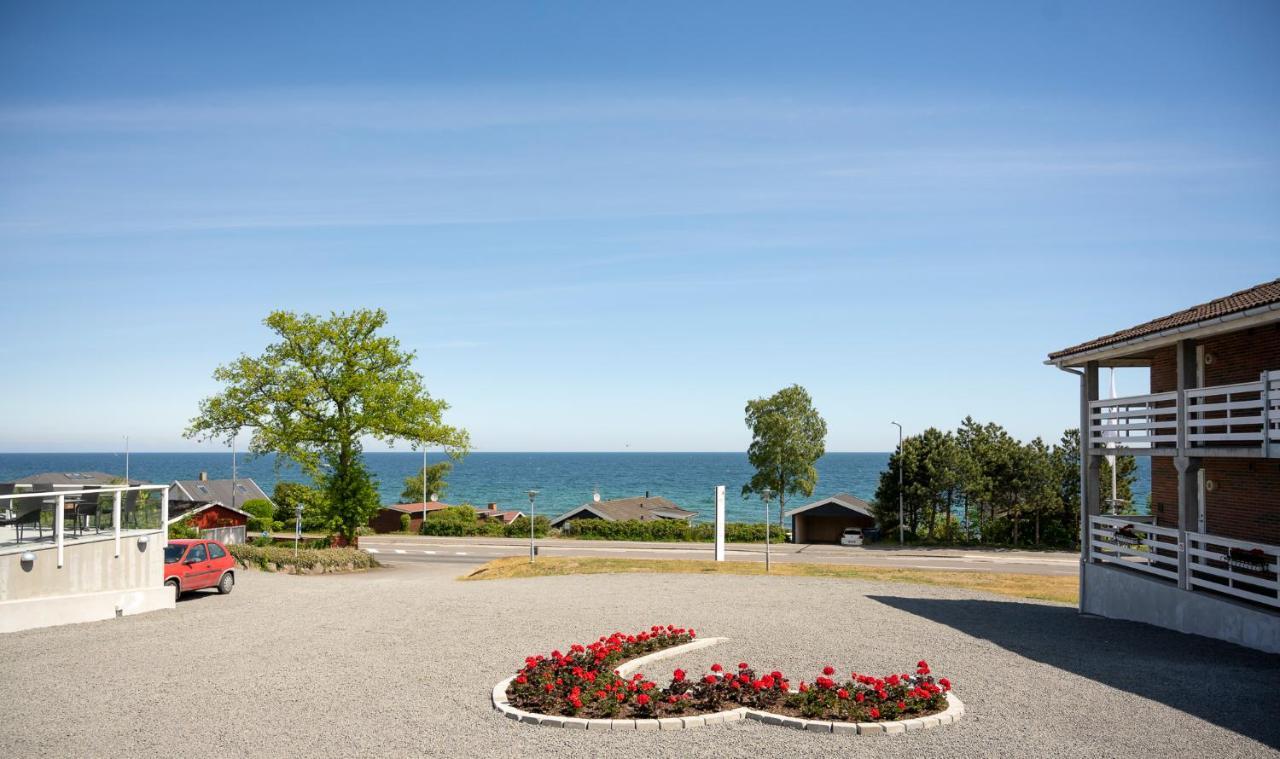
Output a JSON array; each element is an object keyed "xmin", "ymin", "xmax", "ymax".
[
  {"xmin": 185, "ymin": 309, "xmax": 469, "ymax": 542},
  {"xmin": 400, "ymin": 461, "xmax": 452, "ymax": 503},
  {"xmin": 741, "ymin": 384, "xmax": 828, "ymax": 526}
]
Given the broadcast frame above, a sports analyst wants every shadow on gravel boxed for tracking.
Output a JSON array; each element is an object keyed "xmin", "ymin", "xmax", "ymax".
[{"xmin": 870, "ymin": 596, "xmax": 1280, "ymax": 749}]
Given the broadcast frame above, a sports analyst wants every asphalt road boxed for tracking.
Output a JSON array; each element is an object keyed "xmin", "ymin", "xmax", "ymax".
[{"xmin": 358, "ymin": 535, "xmax": 1079, "ymax": 575}]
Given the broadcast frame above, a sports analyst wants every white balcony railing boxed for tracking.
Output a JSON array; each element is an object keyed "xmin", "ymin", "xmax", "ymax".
[
  {"xmin": 1187, "ymin": 531, "xmax": 1280, "ymax": 610},
  {"xmin": 1088, "ymin": 369, "xmax": 1280, "ymax": 456},
  {"xmin": 0, "ymin": 484, "xmax": 169, "ymax": 566},
  {"xmin": 1088, "ymin": 515, "xmax": 1181, "ymax": 582},
  {"xmin": 1088, "ymin": 391, "xmax": 1179, "ymax": 449}
]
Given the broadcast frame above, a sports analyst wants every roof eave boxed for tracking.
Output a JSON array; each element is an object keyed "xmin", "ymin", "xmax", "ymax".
[{"xmin": 1046, "ymin": 302, "xmax": 1280, "ymax": 368}]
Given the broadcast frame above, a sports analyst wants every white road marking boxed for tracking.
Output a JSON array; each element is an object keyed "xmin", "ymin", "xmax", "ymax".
[
  {"xmin": 422, "ymin": 550, "xmax": 436, "ymax": 555},
  {"xmin": 365, "ymin": 548, "xmax": 380, "ymax": 554},
  {"xmin": 455, "ymin": 551, "xmax": 468, "ymax": 556},
  {"xmin": 394, "ymin": 549, "xmax": 407, "ymax": 554}
]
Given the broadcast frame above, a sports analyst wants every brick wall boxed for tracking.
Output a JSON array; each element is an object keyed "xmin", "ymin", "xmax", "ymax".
[
  {"xmin": 1150, "ymin": 457, "xmax": 1178, "ymax": 530},
  {"xmin": 1203, "ymin": 459, "xmax": 1280, "ymax": 546},
  {"xmin": 1201, "ymin": 323, "xmax": 1280, "ymax": 386}
]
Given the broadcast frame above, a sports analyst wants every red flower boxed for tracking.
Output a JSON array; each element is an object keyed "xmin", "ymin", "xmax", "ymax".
[
  {"xmin": 837, "ymin": 688, "xmax": 849, "ymax": 700},
  {"xmin": 636, "ymin": 694, "xmax": 650, "ymax": 706},
  {"xmin": 855, "ymin": 691, "xmax": 865, "ymax": 703},
  {"xmin": 799, "ymin": 682, "xmax": 809, "ymax": 693},
  {"xmin": 704, "ymin": 675, "xmax": 717, "ymax": 685},
  {"xmin": 939, "ymin": 678, "xmax": 951, "ymax": 691},
  {"xmin": 869, "ymin": 707, "xmax": 880, "ymax": 719},
  {"xmin": 738, "ymin": 662, "xmax": 748, "ymax": 670},
  {"xmin": 822, "ymin": 665, "xmax": 835, "ymax": 676},
  {"xmin": 711, "ymin": 663, "xmax": 723, "ymax": 672},
  {"xmin": 673, "ymin": 669, "xmax": 685, "ymax": 682},
  {"xmin": 897, "ymin": 700, "xmax": 906, "ymax": 710},
  {"xmin": 917, "ymin": 660, "xmax": 928, "ymax": 669}
]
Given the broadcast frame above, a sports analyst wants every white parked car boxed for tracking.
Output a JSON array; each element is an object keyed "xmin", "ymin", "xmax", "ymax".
[{"xmin": 839, "ymin": 527, "xmax": 864, "ymax": 546}]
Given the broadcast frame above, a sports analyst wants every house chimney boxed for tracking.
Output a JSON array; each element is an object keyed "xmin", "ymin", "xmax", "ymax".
[
  {"xmin": 487, "ymin": 502, "xmax": 497, "ymax": 511},
  {"xmin": 199, "ymin": 472, "xmax": 208, "ymax": 481},
  {"xmin": 645, "ymin": 490, "xmax": 650, "ymax": 499}
]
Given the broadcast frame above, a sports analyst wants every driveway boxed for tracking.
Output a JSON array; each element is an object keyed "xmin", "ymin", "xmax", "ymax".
[{"xmin": 1, "ymin": 561, "xmax": 1275, "ymax": 758}]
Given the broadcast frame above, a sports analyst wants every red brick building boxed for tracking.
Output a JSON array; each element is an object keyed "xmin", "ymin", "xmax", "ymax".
[{"xmin": 1048, "ymin": 278, "xmax": 1279, "ymax": 653}]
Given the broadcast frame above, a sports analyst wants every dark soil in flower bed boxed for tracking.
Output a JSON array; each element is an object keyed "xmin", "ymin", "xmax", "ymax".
[{"xmin": 505, "ymin": 626, "xmax": 953, "ymax": 723}]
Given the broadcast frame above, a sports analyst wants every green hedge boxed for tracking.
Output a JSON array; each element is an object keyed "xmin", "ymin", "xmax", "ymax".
[
  {"xmin": 418, "ymin": 505, "xmax": 551, "ymax": 538},
  {"xmin": 561, "ymin": 519, "xmax": 784, "ymax": 542},
  {"xmin": 228, "ymin": 543, "xmax": 379, "ymax": 572}
]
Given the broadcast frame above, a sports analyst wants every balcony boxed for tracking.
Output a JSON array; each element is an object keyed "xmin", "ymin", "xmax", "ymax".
[
  {"xmin": 1088, "ymin": 369, "xmax": 1280, "ymax": 457},
  {"xmin": 1089, "ymin": 516, "xmax": 1280, "ymax": 611}
]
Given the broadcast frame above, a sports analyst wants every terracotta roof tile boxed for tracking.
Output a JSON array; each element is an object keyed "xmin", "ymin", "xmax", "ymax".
[{"xmin": 1048, "ymin": 278, "xmax": 1280, "ymax": 361}]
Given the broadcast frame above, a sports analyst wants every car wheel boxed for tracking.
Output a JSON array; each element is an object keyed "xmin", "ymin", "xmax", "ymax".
[
  {"xmin": 216, "ymin": 572, "xmax": 234, "ymax": 595},
  {"xmin": 166, "ymin": 579, "xmax": 181, "ymax": 600}
]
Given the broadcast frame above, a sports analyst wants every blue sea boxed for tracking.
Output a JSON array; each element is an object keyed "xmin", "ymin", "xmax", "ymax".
[{"xmin": 0, "ymin": 452, "xmax": 1151, "ymax": 523}]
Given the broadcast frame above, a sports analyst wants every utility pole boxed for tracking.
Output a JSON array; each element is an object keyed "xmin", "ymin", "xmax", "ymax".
[{"xmin": 891, "ymin": 422, "xmax": 903, "ymax": 545}]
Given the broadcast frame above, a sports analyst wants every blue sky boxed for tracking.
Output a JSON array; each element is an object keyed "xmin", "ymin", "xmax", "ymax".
[{"xmin": 1, "ymin": 1, "xmax": 1277, "ymax": 452}]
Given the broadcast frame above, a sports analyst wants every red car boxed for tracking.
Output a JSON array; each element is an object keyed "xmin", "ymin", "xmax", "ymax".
[{"xmin": 164, "ymin": 538, "xmax": 235, "ymax": 598}]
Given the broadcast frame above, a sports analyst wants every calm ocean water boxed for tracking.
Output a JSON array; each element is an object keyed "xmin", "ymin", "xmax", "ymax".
[{"xmin": 0, "ymin": 452, "xmax": 1151, "ymax": 523}]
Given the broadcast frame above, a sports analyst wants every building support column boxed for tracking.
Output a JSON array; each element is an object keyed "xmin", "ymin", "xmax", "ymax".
[
  {"xmin": 1174, "ymin": 456, "xmax": 1201, "ymax": 591},
  {"xmin": 1174, "ymin": 339, "xmax": 1198, "ymax": 591},
  {"xmin": 1080, "ymin": 361, "xmax": 1101, "ymax": 611}
]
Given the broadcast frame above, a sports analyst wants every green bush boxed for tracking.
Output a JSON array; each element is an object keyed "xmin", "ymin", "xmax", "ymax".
[
  {"xmin": 503, "ymin": 514, "xmax": 551, "ymax": 538},
  {"xmin": 420, "ymin": 505, "xmax": 480, "ymax": 536},
  {"xmin": 557, "ymin": 519, "xmax": 783, "ymax": 543},
  {"xmin": 242, "ymin": 498, "xmax": 275, "ymax": 533},
  {"xmin": 272, "ymin": 482, "xmax": 330, "ymax": 531},
  {"xmin": 228, "ymin": 543, "xmax": 379, "ymax": 572},
  {"xmin": 168, "ymin": 515, "xmax": 200, "ymax": 539},
  {"xmin": 400, "ymin": 512, "xmax": 411, "ymax": 532}
]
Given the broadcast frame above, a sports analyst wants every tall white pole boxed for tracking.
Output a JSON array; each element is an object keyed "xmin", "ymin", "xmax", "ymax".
[
  {"xmin": 765, "ymin": 496, "xmax": 771, "ymax": 573},
  {"xmin": 422, "ymin": 447, "xmax": 428, "ymax": 528},
  {"xmin": 713, "ymin": 485, "xmax": 726, "ymax": 562}
]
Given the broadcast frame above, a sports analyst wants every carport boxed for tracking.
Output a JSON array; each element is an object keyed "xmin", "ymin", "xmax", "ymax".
[{"xmin": 785, "ymin": 493, "xmax": 877, "ymax": 544}]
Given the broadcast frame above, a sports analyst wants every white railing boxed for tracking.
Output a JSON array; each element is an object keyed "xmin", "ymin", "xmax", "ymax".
[
  {"xmin": 0, "ymin": 484, "xmax": 169, "ymax": 566},
  {"xmin": 1088, "ymin": 515, "xmax": 1181, "ymax": 582},
  {"xmin": 1186, "ymin": 532, "xmax": 1280, "ymax": 609},
  {"xmin": 1088, "ymin": 369, "xmax": 1280, "ymax": 457},
  {"xmin": 1185, "ymin": 373, "xmax": 1274, "ymax": 449},
  {"xmin": 1088, "ymin": 391, "xmax": 1179, "ymax": 449}
]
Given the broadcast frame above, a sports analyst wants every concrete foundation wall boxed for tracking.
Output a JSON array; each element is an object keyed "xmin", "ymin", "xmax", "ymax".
[
  {"xmin": 0, "ymin": 531, "xmax": 173, "ymax": 633},
  {"xmin": 1083, "ymin": 562, "xmax": 1280, "ymax": 654}
]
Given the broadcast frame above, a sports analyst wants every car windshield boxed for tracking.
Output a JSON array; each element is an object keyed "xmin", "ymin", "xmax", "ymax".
[{"xmin": 164, "ymin": 545, "xmax": 186, "ymax": 564}]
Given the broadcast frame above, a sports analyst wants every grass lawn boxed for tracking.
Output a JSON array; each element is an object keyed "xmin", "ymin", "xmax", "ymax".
[{"xmin": 461, "ymin": 556, "xmax": 1078, "ymax": 604}]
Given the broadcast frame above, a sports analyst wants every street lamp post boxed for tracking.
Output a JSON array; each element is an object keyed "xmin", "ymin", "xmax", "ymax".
[
  {"xmin": 527, "ymin": 490, "xmax": 539, "ymax": 563},
  {"xmin": 761, "ymin": 488, "xmax": 773, "ymax": 573},
  {"xmin": 421, "ymin": 447, "xmax": 428, "ymax": 529},
  {"xmin": 891, "ymin": 422, "xmax": 903, "ymax": 545}
]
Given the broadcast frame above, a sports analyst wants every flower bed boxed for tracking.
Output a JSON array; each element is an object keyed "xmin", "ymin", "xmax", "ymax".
[{"xmin": 504, "ymin": 626, "xmax": 951, "ymax": 725}]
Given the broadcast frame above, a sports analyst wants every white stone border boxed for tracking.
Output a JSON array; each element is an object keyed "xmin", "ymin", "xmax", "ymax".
[{"xmin": 491, "ymin": 636, "xmax": 964, "ymax": 734}]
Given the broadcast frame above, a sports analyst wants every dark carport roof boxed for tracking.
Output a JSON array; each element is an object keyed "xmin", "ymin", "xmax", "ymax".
[{"xmin": 784, "ymin": 492, "xmax": 874, "ymax": 519}]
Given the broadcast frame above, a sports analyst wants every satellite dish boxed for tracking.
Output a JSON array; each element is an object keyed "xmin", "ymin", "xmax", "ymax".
[{"xmin": 430, "ymin": 493, "xmax": 439, "ymax": 502}]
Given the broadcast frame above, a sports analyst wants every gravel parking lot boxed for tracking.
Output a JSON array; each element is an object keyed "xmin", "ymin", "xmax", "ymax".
[{"xmin": 2, "ymin": 560, "xmax": 1277, "ymax": 758}]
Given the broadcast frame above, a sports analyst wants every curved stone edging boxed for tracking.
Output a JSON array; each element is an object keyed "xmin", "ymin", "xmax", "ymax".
[{"xmin": 491, "ymin": 636, "xmax": 964, "ymax": 734}]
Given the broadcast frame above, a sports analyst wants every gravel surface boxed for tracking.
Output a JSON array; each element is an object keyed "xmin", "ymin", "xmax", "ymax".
[{"xmin": 1, "ymin": 560, "xmax": 1277, "ymax": 758}]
